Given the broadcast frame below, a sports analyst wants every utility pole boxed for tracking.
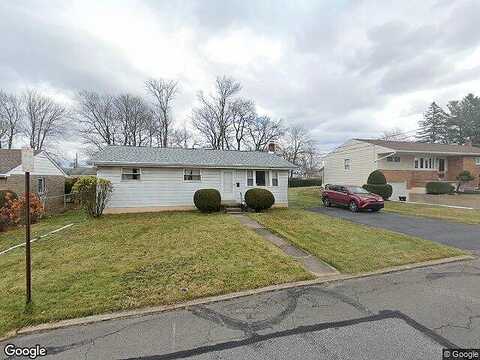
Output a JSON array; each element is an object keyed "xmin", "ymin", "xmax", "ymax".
[{"xmin": 22, "ymin": 148, "xmax": 34, "ymax": 305}]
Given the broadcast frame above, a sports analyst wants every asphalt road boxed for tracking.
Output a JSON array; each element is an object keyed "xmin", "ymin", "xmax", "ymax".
[
  {"xmin": 309, "ymin": 206, "xmax": 480, "ymax": 252},
  {"xmin": 2, "ymin": 258, "xmax": 479, "ymax": 359}
]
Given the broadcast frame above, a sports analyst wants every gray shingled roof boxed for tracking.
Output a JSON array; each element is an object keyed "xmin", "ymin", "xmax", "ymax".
[
  {"xmin": 0, "ymin": 149, "xmax": 23, "ymax": 174},
  {"xmin": 91, "ymin": 146, "xmax": 296, "ymax": 169},
  {"xmin": 356, "ymin": 139, "xmax": 480, "ymax": 155},
  {"xmin": 66, "ymin": 166, "xmax": 97, "ymax": 176}
]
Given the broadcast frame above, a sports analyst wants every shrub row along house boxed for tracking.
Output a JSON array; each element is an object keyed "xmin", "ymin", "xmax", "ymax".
[
  {"xmin": 323, "ymin": 139, "xmax": 480, "ymax": 200},
  {"xmin": 0, "ymin": 149, "xmax": 67, "ymax": 212},
  {"xmin": 90, "ymin": 145, "xmax": 296, "ymax": 213}
]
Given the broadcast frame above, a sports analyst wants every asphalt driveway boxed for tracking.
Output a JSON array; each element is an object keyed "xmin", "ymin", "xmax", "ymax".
[{"xmin": 309, "ymin": 206, "xmax": 480, "ymax": 252}]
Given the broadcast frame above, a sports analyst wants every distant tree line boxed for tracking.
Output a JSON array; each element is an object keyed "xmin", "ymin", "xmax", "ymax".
[
  {"xmin": 0, "ymin": 75, "xmax": 319, "ymax": 176},
  {"xmin": 417, "ymin": 93, "xmax": 480, "ymax": 145}
]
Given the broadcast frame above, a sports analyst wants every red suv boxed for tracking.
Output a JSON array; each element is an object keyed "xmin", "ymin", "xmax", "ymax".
[{"xmin": 322, "ymin": 185, "xmax": 384, "ymax": 212}]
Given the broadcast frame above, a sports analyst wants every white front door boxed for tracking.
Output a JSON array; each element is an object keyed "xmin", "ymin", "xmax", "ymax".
[{"xmin": 222, "ymin": 171, "xmax": 234, "ymax": 200}]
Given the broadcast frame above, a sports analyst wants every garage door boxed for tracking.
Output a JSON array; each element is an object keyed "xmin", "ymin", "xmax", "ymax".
[{"xmin": 390, "ymin": 182, "xmax": 408, "ymax": 201}]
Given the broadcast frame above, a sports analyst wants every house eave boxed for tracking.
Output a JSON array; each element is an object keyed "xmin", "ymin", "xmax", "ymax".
[
  {"xmin": 92, "ymin": 161, "xmax": 295, "ymax": 170},
  {"xmin": 383, "ymin": 150, "xmax": 480, "ymax": 156}
]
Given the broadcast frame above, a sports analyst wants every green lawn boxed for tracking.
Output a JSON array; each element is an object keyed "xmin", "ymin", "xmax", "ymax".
[
  {"xmin": 288, "ymin": 186, "xmax": 323, "ymax": 209},
  {"xmin": 250, "ymin": 208, "xmax": 465, "ymax": 274},
  {"xmin": 384, "ymin": 201, "xmax": 480, "ymax": 225},
  {"xmin": 0, "ymin": 211, "xmax": 88, "ymax": 253},
  {"xmin": 0, "ymin": 211, "xmax": 311, "ymax": 337},
  {"xmin": 289, "ymin": 186, "xmax": 480, "ymax": 225}
]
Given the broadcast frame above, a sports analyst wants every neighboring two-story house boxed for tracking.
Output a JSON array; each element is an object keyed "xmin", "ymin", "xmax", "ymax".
[{"xmin": 323, "ymin": 139, "xmax": 480, "ymax": 200}]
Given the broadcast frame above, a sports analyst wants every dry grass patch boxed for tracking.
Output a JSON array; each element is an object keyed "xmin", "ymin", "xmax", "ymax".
[{"xmin": 0, "ymin": 211, "xmax": 311, "ymax": 337}]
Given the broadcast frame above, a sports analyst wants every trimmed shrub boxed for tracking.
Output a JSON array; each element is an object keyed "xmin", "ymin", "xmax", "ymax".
[
  {"xmin": 363, "ymin": 184, "xmax": 393, "ymax": 200},
  {"xmin": 245, "ymin": 188, "xmax": 275, "ymax": 212},
  {"xmin": 72, "ymin": 176, "xmax": 113, "ymax": 217},
  {"xmin": 426, "ymin": 182, "xmax": 455, "ymax": 195},
  {"xmin": 193, "ymin": 189, "xmax": 221, "ymax": 213},
  {"xmin": 0, "ymin": 190, "xmax": 18, "ymax": 208},
  {"xmin": 367, "ymin": 170, "xmax": 387, "ymax": 185},
  {"xmin": 288, "ymin": 177, "xmax": 322, "ymax": 188},
  {"xmin": 456, "ymin": 170, "xmax": 475, "ymax": 192}
]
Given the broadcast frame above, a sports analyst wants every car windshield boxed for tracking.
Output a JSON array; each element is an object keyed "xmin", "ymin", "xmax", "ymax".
[{"xmin": 347, "ymin": 186, "xmax": 370, "ymax": 194}]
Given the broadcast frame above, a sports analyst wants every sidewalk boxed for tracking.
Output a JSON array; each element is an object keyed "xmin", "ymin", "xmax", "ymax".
[{"xmin": 231, "ymin": 214, "xmax": 339, "ymax": 276}]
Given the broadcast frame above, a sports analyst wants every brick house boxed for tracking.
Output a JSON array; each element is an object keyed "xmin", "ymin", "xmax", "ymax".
[
  {"xmin": 0, "ymin": 149, "xmax": 67, "ymax": 212},
  {"xmin": 323, "ymin": 139, "xmax": 480, "ymax": 200}
]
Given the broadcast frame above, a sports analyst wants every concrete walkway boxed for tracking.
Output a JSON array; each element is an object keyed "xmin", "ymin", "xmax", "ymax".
[{"xmin": 231, "ymin": 214, "xmax": 338, "ymax": 277}]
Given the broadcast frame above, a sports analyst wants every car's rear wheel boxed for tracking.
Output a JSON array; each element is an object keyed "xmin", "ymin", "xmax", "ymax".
[
  {"xmin": 349, "ymin": 201, "xmax": 358, "ymax": 212},
  {"xmin": 322, "ymin": 197, "xmax": 331, "ymax": 207}
]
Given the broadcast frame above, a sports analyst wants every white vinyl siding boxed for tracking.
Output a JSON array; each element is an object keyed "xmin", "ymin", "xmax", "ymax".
[
  {"xmin": 98, "ymin": 167, "xmax": 289, "ymax": 209},
  {"xmin": 323, "ymin": 140, "xmax": 380, "ymax": 186},
  {"xmin": 8, "ymin": 152, "xmax": 64, "ymax": 176}
]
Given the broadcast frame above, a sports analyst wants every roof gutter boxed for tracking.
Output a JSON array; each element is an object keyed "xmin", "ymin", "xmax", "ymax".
[
  {"xmin": 378, "ymin": 150, "xmax": 480, "ymax": 156},
  {"xmin": 91, "ymin": 161, "xmax": 295, "ymax": 170}
]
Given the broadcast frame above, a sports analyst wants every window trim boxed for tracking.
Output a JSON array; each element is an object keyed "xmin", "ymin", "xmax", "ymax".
[
  {"xmin": 271, "ymin": 171, "xmax": 279, "ymax": 187},
  {"xmin": 386, "ymin": 155, "xmax": 400, "ymax": 163},
  {"xmin": 245, "ymin": 169, "xmax": 273, "ymax": 188},
  {"xmin": 414, "ymin": 157, "xmax": 435, "ymax": 170},
  {"xmin": 344, "ymin": 159, "xmax": 351, "ymax": 171},
  {"xmin": 37, "ymin": 177, "xmax": 46, "ymax": 194},
  {"xmin": 183, "ymin": 168, "xmax": 202, "ymax": 182},
  {"xmin": 475, "ymin": 157, "xmax": 480, "ymax": 166},
  {"xmin": 121, "ymin": 167, "xmax": 142, "ymax": 181}
]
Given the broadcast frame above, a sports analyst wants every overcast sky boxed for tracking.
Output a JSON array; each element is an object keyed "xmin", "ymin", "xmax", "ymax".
[{"xmin": 1, "ymin": 0, "xmax": 480, "ymax": 160}]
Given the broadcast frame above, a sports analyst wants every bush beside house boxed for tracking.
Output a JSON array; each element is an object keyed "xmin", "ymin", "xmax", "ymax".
[
  {"xmin": 456, "ymin": 170, "xmax": 475, "ymax": 192},
  {"xmin": 245, "ymin": 188, "xmax": 275, "ymax": 212},
  {"xmin": 72, "ymin": 176, "xmax": 113, "ymax": 217},
  {"xmin": 363, "ymin": 170, "xmax": 393, "ymax": 200},
  {"xmin": 194, "ymin": 189, "xmax": 221, "ymax": 213},
  {"xmin": 426, "ymin": 182, "xmax": 455, "ymax": 195}
]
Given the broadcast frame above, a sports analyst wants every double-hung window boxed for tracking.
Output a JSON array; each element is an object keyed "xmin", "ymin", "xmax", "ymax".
[
  {"xmin": 37, "ymin": 177, "xmax": 46, "ymax": 194},
  {"xmin": 475, "ymin": 157, "xmax": 480, "ymax": 165},
  {"xmin": 184, "ymin": 169, "xmax": 201, "ymax": 181},
  {"xmin": 272, "ymin": 171, "xmax": 279, "ymax": 186},
  {"xmin": 344, "ymin": 159, "xmax": 351, "ymax": 171},
  {"xmin": 122, "ymin": 168, "xmax": 141, "ymax": 180}
]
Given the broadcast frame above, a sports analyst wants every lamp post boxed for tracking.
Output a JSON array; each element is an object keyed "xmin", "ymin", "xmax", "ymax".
[{"xmin": 22, "ymin": 147, "xmax": 34, "ymax": 304}]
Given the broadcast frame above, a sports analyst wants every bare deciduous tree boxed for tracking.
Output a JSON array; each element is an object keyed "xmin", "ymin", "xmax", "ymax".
[
  {"xmin": 192, "ymin": 76, "xmax": 241, "ymax": 149},
  {"xmin": 248, "ymin": 115, "xmax": 284, "ymax": 151},
  {"xmin": 145, "ymin": 79, "xmax": 178, "ymax": 147},
  {"xmin": 282, "ymin": 126, "xmax": 314, "ymax": 177},
  {"xmin": 380, "ymin": 127, "xmax": 409, "ymax": 141},
  {"xmin": 169, "ymin": 126, "xmax": 192, "ymax": 148},
  {"xmin": 114, "ymin": 94, "xmax": 152, "ymax": 146},
  {"xmin": 76, "ymin": 91, "xmax": 118, "ymax": 150},
  {"xmin": 23, "ymin": 89, "xmax": 69, "ymax": 150},
  {"xmin": 0, "ymin": 91, "xmax": 23, "ymax": 149},
  {"xmin": 230, "ymin": 98, "xmax": 256, "ymax": 150}
]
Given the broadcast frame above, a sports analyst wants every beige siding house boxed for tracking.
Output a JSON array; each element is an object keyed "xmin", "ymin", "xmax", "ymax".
[
  {"xmin": 323, "ymin": 139, "xmax": 480, "ymax": 199},
  {"xmin": 0, "ymin": 149, "xmax": 67, "ymax": 212},
  {"xmin": 91, "ymin": 146, "xmax": 294, "ymax": 213}
]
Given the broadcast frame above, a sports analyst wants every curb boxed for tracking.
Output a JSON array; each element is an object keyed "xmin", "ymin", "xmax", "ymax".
[{"xmin": 2, "ymin": 254, "xmax": 475, "ymax": 341}]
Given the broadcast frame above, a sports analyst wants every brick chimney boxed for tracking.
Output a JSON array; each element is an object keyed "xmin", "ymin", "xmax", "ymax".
[{"xmin": 267, "ymin": 142, "xmax": 276, "ymax": 153}]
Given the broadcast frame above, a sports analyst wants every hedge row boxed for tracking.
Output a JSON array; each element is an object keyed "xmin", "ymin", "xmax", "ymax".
[
  {"xmin": 288, "ymin": 177, "xmax": 322, "ymax": 188},
  {"xmin": 426, "ymin": 182, "xmax": 455, "ymax": 195},
  {"xmin": 193, "ymin": 188, "xmax": 275, "ymax": 212}
]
